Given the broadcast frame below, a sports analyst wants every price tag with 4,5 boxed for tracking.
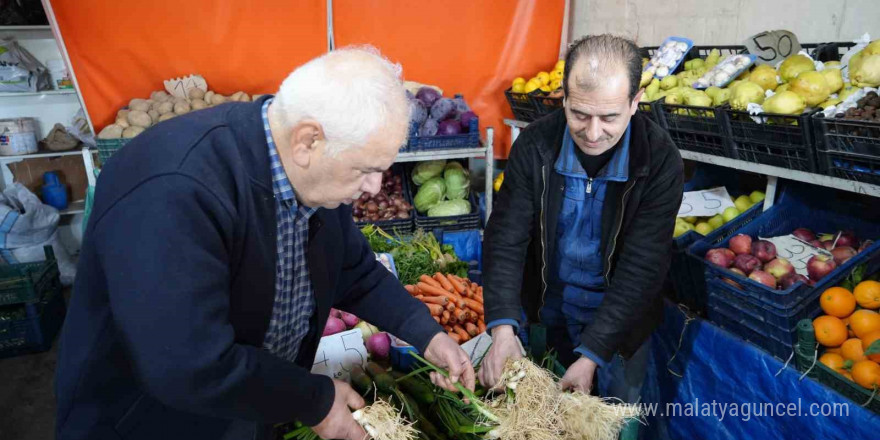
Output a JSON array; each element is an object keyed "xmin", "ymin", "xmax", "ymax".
[
  {"xmin": 311, "ymin": 329, "xmax": 368, "ymax": 381},
  {"xmin": 678, "ymin": 187, "xmax": 736, "ymax": 218},
  {"xmin": 744, "ymin": 30, "xmax": 802, "ymax": 66},
  {"xmin": 760, "ymin": 234, "xmax": 828, "ymax": 277}
]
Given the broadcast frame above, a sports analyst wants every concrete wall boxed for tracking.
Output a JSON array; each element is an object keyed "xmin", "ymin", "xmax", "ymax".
[{"xmin": 569, "ymin": 0, "xmax": 878, "ymax": 47}]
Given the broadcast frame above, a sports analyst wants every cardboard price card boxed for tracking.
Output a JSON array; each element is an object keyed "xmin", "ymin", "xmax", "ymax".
[
  {"xmin": 163, "ymin": 74, "xmax": 208, "ymax": 99},
  {"xmin": 678, "ymin": 187, "xmax": 736, "ymax": 217},
  {"xmin": 744, "ymin": 30, "xmax": 801, "ymax": 66},
  {"xmin": 760, "ymin": 234, "xmax": 828, "ymax": 277},
  {"xmin": 311, "ymin": 329, "xmax": 368, "ymax": 381}
]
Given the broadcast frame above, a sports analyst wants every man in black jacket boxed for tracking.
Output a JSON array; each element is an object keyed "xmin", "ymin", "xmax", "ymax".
[{"xmin": 479, "ymin": 35, "xmax": 683, "ymax": 402}]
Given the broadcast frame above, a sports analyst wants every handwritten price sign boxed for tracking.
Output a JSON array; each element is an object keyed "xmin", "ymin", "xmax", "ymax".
[
  {"xmin": 678, "ymin": 187, "xmax": 736, "ymax": 218},
  {"xmin": 311, "ymin": 329, "xmax": 367, "ymax": 381},
  {"xmin": 744, "ymin": 30, "xmax": 801, "ymax": 66},
  {"xmin": 760, "ymin": 234, "xmax": 828, "ymax": 277}
]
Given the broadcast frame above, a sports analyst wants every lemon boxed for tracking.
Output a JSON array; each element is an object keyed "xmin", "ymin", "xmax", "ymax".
[
  {"xmin": 550, "ymin": 79, "xmax": 562, "ymax": 90},
  {"xmin": 550, "ymin": 69, "xmax": 564, "ymax": 81},
  {"xmin": 512, "ymin": 77, "xmax": 526, "ymax": 86},
  {"xmin": 539, "ymin": 84, "xmax": 552, "ymax": 93},
  {"xmin": 536, "ymin": 71, "xmax": 551, "ymax": 85},
  {"xmin": 555, "ymin": 60, "xmax": 565, "ymax": 70},
  {"xmin": 512, "ymin": 82, "xmax": 526, "ymax": 93},
  {"xmin": 524, "ymin": 80, "xmax": 541, "ymax": 93}
]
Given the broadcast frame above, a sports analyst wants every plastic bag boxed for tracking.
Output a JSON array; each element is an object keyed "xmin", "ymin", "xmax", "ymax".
[{"xmin": 0, "ymin": 37, "xmax": 51, "ymax": 92}]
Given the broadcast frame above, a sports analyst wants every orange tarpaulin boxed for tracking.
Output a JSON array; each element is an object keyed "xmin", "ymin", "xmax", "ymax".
[
  {"xmin": 50, "ymin": 1, "xmax": 564, "ymax": 158},
  {"xmin": 334, "ymin": 0, "xmax": 564, "ymax": 157},
  {"xmin": 50, "ymin": 1, "xmax": 327, "ymax": 130}
]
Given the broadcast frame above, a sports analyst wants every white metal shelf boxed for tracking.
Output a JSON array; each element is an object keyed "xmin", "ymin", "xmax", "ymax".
[
  {"xmin": 0, "ymin": 25, "xmax": 53, "ymax": 39},
  {"xmin": 0, "ymin": 90, "xmax": 77, "ymax": 98},
  {"xmin": 678, "ymin": 150, "xmax": 880, "ymax": 198},
  {"xmin": 0, "ymin": 25, "xmax": 51, "ymax": 30},
  {"xmin": 59, "ymin": 200, "xmax": 85, "ymax": 216},
  {"xmin": 0, "ymin": 148, "xmax": 97, "ymax": 161}
]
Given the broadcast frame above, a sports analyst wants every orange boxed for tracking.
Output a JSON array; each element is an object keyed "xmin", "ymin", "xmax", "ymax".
[
  {"xmin": 825, "ymin": 346, "xmax": 842, "ymax": 355},
  {"xmin": 862, "ymin": 331, "xmax": 880, "ymax": 363},
  {"xmin": 820, "ymin": 287, "xmax": 856, "ymax": 318},
  {"xmin": 842, "ymin": 316, "xmax": 855, "ymax": 337},
  {"xmin": 854, "ymin": 280, "xmax": 880, "ymax": 309},
  {"xmin": 840, "ymin": 338, "xmax": 867, "ymax": 362},
  {"xmin": 841, "ymin": 371, "xmax": 854, "ymax": 381},
  {"xmin": 851, "ymin": 360, "xmax": 880, "ymax": 390},
  {"xmin": 849, "ymin": 309, "xmax": 880, "ymax": 339},
  {"xmin": 813, "ymin": 315, "xmax": 848, "ymax": 347},
  {"xmin": 819, "ymin": 352, "xmax": 846, "ymax": 370}
]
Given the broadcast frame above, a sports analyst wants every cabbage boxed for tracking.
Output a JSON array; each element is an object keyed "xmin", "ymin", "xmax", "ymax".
[
  {"xmin": 428, "ymin": 199, "xmax": 471, "ymax": 217},
  {"xmin": 444, "ymin": 162, "xmax": 470, "ymax": 200},
  {"xmin": 459, "ymin": 111, "xmax": 477, "ymax": 132},
  {"xmin": 414, "ymin": 177, "xmax": 446, "ymax": 213},
  {"xmin": 453, "ymin": 95, "xmax": 470, "ymax": 113},
  {"xmin": 438, "ymin": 119, "xmax": 462, "ymax": 135},
  {"xmin": 419, "ymin": 119, "xmax": 439, "ymax": 136},
  {"xmin": 416, "ymin": 87, "xmax": 441, "ymax": 107},
  {"xmin": 411, "ymin": 100, "xmax": 428, "ymax": 125},
  {"xmin": 412, "ymin": 160, "xmax": 446, "ymax": 186},
  {"xmin": 430, "ymin": 98, "xmax": 456, "ymax": 120}
]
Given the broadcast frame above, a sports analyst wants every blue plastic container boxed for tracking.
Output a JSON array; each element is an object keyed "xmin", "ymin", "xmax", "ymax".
[{"xmin": 41, "ymin": 171, "xmax": 68, "ymax": 210}]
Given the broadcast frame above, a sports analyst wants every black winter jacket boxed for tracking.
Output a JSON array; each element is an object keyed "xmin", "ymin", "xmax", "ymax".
[{"xmin": 483, "ymin": 109, "xmax": 684, "ymax": 362}]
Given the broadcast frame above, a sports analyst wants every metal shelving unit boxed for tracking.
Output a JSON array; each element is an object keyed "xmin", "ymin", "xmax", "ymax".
[
  {"xmin": 395, "ymin": 127, "xmax": 495, "ymax": 222},
  {"xmin": 0, "ymin": 90, "xmax": 77, "ymax": 98}
]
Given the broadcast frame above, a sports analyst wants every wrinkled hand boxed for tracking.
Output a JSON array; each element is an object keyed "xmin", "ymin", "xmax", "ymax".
[
  {"xmin": 311, "ymin": 380, "xmax": 367, "ymax": 440},
  {"xmin": 559, "ymin": 356, "xmax": 598, "ymax": 393},
  {"xmin": 424, "ymin": 332, "xmax": 476, "ymax": 393},
  {"xmin": 477, "ymin": 325, "xmax": 523, "ymax": 389}
]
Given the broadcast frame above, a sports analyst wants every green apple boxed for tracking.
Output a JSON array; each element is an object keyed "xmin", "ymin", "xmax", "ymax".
[
  {"xmin": 673, "ymin": 221, "xmax": 694, "ymax": 238},
  {"xmin": 694, "ymin": 222, "xmax": 714, "ymax": 236},
  {"xmin": 734, "ymin": 195, "xmax": 752, "ymax": 213},
  {"xmin": 722, "ymin": 206, "xmax": 740, "ymax": 223},
  {"xmin": 749, "ymin": 190, "xmax": 765, "ymax": 204},
  {"xmin": 707, "ymin": 214, "xmax": 725, "ymax": 229},
  {"xmin": 683, "ymin": 216, "xmax": 698, "ymax": 224}
]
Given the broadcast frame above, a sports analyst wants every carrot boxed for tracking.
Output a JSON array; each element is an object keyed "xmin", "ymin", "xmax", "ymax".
[
  {"xmin": 432, "ymin": 315, "xmax": 441, "ymax": 324},
  {"xmin": 461, "ymin": 298, "xmax": 484, "ymax": 315},
  {"xmin": 441, "ymin": 310, "xmax": 450, "ymax": 324},
  {"xmin": 434, "ymin": 272, "xmax": 455, "ymax": 292},
  {"xmin": 443, "ymin": 324, "xmax": 453, "ymax": 332},
  {"xmin": 466, "ymin": 310, "xmax": 479, "ymax": 323},
  {"xmin": 465, "ymin": 322, "xmax": 479, "ymax": 337},
  {"xmin": 453, "ymin": 308, "xmax": 469, "ymax": 323},
  {"xmin": 477, "ymin": 321, "xmax": 486, "ymax": 334},
  {"xmin": 453, "ymin": 325, "xmax": 470, "ymax": 342},
  {"xmin": 449, "ymin": 333, "xmax": 461, "ymax": 343},
  {"xmin": 419, "ymin": 275, "xmax": 442, "ymax": 289},
  {"xmin": 427, "ymin": 303, "xmax": 446, "ymax": 315},
  {"xmin": 447, "ymin": 274, "xmax": 467, "ymax": 295},
  {"xmin": 418, "ymin": 282, "xmax": 459, "ymax": 304},
  {"xmin": 420, "ymin": 295, "xmax": 449, "ymax": 306},
  {"xmin": 404, "ymin": 285, "xmax": 417, "ymax": 295}
]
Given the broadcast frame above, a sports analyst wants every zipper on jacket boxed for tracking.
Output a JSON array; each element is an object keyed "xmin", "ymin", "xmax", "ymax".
[
  {"xmin": 586, "ymin": 178, "xmax": 593, "ymax": 194},
  {"xmin": 540, "ymin": 165, "xmax": 548, "ymax": 313},
  {"xmin": 604, "ymin": 179, "xmax": 637, "ymax": 285}
]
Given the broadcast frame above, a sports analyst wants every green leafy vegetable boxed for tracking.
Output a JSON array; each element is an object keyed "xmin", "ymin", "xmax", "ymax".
[
  {"xmin": 443, "ymin": 162, "xmax": 470, "ymax": 200},
  {"xmin": 412, "ymin": 160, "xmax": 447, "ymax": 186},
  {"xmin": 427, "ymin": 199, "xmax": 471, "ymax": 217},
  {"xmin": 414, "ymin": 177, "xmax": 446, "ymax": 213}
]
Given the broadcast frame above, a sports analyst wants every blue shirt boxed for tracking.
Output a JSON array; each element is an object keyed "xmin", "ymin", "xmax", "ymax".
[{"xmin": 260, "ymin": 98, "xmax": 318, "ymax": 362}]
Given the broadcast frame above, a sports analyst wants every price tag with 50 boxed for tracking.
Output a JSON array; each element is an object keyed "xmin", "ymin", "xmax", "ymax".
[
  {"xmin": 744, "ymin": 30, "xmax": 802, "ymax": 66},
  {"xmin": 678, "ymin": 187, "xmax": 736, "ymax": 218}
]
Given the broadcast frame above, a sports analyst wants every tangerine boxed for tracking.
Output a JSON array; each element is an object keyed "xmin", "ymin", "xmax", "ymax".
[{"xmin": 813, "ymin": 315, "xmax": 848, "ymax": 347}]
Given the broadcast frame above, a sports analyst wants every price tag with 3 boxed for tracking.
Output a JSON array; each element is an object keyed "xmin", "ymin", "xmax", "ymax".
[
  {"xmin": 311, "ymin": 329, "xmax": 368, "ymax": 381},
  {"xmin": 678, "ymin": 187, "xmax": 736, "ymax": 218}
]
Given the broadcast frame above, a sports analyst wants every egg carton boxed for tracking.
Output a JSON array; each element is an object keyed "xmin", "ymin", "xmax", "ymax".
[
  {"xmin": 692, "ymin": 54, "xmax": 757, "ymax": 89},
  {"xmin": 643, "ymin": 37, "xmax": 694, "ymax": 79}
]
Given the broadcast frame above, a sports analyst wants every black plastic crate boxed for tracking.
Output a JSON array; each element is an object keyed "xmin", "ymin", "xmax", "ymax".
[
  {"xmin": 0, "ymin": 246, "xmax": 59, "ymax": 307},
  {"xmin": 532, "ymin": 92, "xmax": 563, "ymax": 116},
  {"xmin": 799, "ymin": 42, "xmax": 857, "ymax": 62},
  {"xmin": 414, "ymin": 191, "xmax": 481, "ymax": 232},
  {"xmin": 658, "ymin": 102, "xmax": 734, "ymax": 157},
  {"xmin": 353, "ymin": 165, "xmax": 414, "ymax": 234},
  {"xmin": 0, "ymin": 282, "xmax": 65, "ymax": 359},
  {"xmin": 638, "ymin": 100, "xmax": 662, "ymax": 127},
  {"xmin": 96, "ymin": 137, "xmax": 132, "ymax": 165},
  {"xmin": 722, "ymin": 106, "xmax": 819, "ymax": 172},
  {"xmin": 504, "ymin": 88, "xmax": 540, "ymax": 122},
  {"xmin": 813, "ymin": 113, "xmax": 880, "ymax": 185}
]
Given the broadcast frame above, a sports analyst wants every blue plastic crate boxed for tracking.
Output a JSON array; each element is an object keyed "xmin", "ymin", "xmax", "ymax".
[
  {"xmin": 0, "ymin": 282, "xmax": 65, "ymax": 359},
  {"xmin": 688, "ymin": 184, "xmax": 880, "ymax": 312},
  {"xmin": 407, "ymin": 116, "xmax": 480, "ymax": 151},
  {"xmin": 708, "ymin": 301, "xmax": 799, "ymax": 360}
]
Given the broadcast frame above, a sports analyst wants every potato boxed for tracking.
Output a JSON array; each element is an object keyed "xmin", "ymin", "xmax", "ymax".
[
  {"xmin": 190, "ymin": 99, "xmax": 207, "ymax": 110},
  {"xmin": 204, "ymin": 91, "xmax": 215, "ymax": 105},
  {"xmin": 238, "ymin": 92, "xmax": 251, "ymax": 102},
  {"xmin": 117, "ymin": 109, "xmax": 130, "ymax": 120},
  {"xmin": 173, "ymin": 97, "xmax": 189, "ymax": 106},
  {"xmin": 252, "ymin": 94, "xmax": 264, "ymax": 101},
  {"xmin": 173, "ymin": 101, "xmax": 191, "ymax": 115},
  {"xmin": 157, "ymin": 101, "xmax": 174, "ymax": 115},
  {"xmin": 151, "ymin": 91, "xmax": 170, "ymax": 102},
  {"xmin": 211, "ymin": 94, "xmax": 227, "ymax": 105},
  {"xmin": 115, "ymin": 117, "xmax": 130, "ymax": 128},
  {"xmin": 127, "ymin": 110, "xmax": 152, "ymax": 128},
  {"xmin": 97, "ymin": 124, "xmax": 124, "ymax": 139},
  {"xmin": 158, "ymin": 113, "xmax": 175, "ymax": 122},
  {"xmin": 148, "ymin": 109, "xmax": 160, "ymax": 123},
  {"xmin": 122, "ymin": 126, "xmax": 146, "ymax": 138},
  {"xmin": 129, "ymin": 99, "xmax": 151, "ymax": 112},
  {"xmin": 188, "ymin": 88, "xmax": 206, "ymax": 100}
]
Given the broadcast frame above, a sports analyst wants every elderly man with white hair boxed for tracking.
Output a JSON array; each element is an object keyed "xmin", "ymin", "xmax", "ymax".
[{"xmin": 54, "ymin": 47, "xmax": 473, "ymax": 440}]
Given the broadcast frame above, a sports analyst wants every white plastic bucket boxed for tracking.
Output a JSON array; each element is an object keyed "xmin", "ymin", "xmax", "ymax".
[{"xmin": 0, "ymin": 118, "xmax": 39, "ymax": 156}]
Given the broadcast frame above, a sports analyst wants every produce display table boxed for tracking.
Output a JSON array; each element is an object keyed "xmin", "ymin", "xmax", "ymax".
[{"xmin": 641, "ymin": 300, "xmax": 880, "ymax": 439}]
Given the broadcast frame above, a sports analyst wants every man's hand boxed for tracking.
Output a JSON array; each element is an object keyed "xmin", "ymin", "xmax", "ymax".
[
  {"xmin": 559, "ymin": 356, "xmax": 598, "ymax": 393},
  {"xmin": 311, "ymin": 380, "xmax": 366, "ymax": 440},
  {"xmin": 477, "ymin": 325, "xmax": 523, "ymax": 389},
  {"xmin": 423, "ymin": 332, "xmax": 476, "ymax": 393}
]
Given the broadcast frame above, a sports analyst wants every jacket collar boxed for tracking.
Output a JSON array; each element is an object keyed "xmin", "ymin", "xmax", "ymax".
[{"xmin": 554, "ymin": 123, "xmax": 630, "ymax": 182}]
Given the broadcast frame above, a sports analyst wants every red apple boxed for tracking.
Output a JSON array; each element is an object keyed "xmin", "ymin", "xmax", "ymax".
[
  {"xmin": 809, "ymin": 239, "xmax": 823, "ymax": 248},
  {"xmin": 859, "ymin": 239, "xmax": 875, "ymax": 253},
  {"xmin": 751, "ymin": 240, "xmax": 777, "ymax": 263},
  {"xmin": 728, "ymin": 234, "xmax": 753, "ymax": 255},
  {"xmin": 723, "ymin": 268, "xmax": 747, "ymax": 289},
  {"xmin": 792, "ymin": 228, "xmax": 816, "ymax": 242},
  {"xmin": 836, "ymin": 231, "xmax": 858, "ymax": 248},
  {"xmin": 830, "ymin": 246, "xmax": 857, "ymax": 265},
  {"xmin": 749, "ymin": 270, "xmax": 777, "ymax": 288},
  {"xmin": 705, "ymin": 248, "xmax": 736, "ymax": 268},
  {"xmin": 729, "ymin": 268, "xmax": 747, "ymax": 277},
  {"xmin": 823, "ymin": 241, "xmax": 835, "ymax": 251},
  {"xmin": 780, "ymin": 273, "xmax": 809, "ymax": 290},
  {"xmin": 807, "ymin": 254, "xmax": 837, "ymax": 281},
  {"xmin": 765, "ymin": 258, "xmax": 795, "ymax": 280},
  {"xmin": 733, "ymin": 254, "xmax": 762, "ymax": 275}
]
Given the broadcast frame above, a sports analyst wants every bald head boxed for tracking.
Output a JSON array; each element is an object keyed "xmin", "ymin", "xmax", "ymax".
[{"xmin": 563, "ymin": 35, "xmax": 642, "ymax": 101}]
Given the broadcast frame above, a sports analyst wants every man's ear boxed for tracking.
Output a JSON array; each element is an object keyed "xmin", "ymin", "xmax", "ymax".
[
  {"xmin": 630, "ymin": 89, "xmax": 645, "ymax": 115},
  {"xmin": 287, "ymin": 120, "xmax": 323, "ymax": 168}
]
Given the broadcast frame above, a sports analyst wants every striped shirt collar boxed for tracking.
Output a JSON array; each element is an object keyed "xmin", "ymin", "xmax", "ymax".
[
  {"xmin": 262, "ymin": 98, "xmax": 316, "ymax": 217},
  {"xmin": 554, "ymin": 122, "xmax": 631, "ymax": 182}
]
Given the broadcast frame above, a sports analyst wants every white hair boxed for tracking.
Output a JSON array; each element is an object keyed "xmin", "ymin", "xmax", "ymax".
[{"xmin": 273, "ymin": 45, "xmax": 411, "ymax": 156}]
